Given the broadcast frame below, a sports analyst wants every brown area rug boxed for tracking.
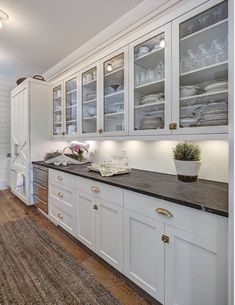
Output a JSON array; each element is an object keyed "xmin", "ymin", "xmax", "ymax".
[{"xmin": 0, "ymin": 217, "xmax": 123, "ymax": 305}]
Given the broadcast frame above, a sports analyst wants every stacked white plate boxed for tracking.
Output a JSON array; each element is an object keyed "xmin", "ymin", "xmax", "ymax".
[
  {"xmin": 140, "ymin": 93, "xmax": 164, "ymax": 105},
  {"xmin": 140, "ymin": 115, "xmax": 163, "ymax": 129},
  {"xmin": 204, "ymin": 81, "xmax": 228, "ymax": 93}
]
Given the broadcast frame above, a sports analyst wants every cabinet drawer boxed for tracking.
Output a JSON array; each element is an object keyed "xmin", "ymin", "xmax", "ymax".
[
  {"xmin": 34, "ymin": 182, "xmax": 48, "ymax": 203},
  {"xmin": 49, "ymin": 169, "xmax": 76, "ymax": 187},
  {"xmin": 77, "ymin": 177, "xmax": 123, "ymax": 207},
  {"xmin": 33, "ymin": 167, "xmax": 48, "ymax": 184},
  {"xmin": 49, "ymin": 203, "xmax": 73, "ymax": 234},
  {"xmin": 49, "ymin": 183, "xmax": 74, "ymax": 208},
  {"xmin": 35, "ymin": 196, "xmax": 48, "ymax": 214},
  {"xmin": 124, "ymin": 190, "xmax": 228, "ymax": 246}
]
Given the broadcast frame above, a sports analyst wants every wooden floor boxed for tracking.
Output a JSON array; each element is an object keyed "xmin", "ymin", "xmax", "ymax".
[{"xmin": 0, "ymin": 190, "xmax": 161, "ymax": 305}]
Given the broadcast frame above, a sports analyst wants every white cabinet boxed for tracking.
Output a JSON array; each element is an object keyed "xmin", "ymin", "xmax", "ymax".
[
  {"xmin": 164, "ymin": 225, "xmax": 228, "ymax": 305},
  {"xmin": 129, "ymin": 23, "xmax": 172, "ymax": 136},
  {"xmin": 172, "ymin": 0, "xmax": 228, "ymax": 134},
  {"xmin": 96, "ymin": 198, "xmax": 124, "ymax": 271},
  {"xmin": 124, "ymin": 209, "xmax": 164, "ymax": 303},
  {"xmin": 76, "ymin": 178, "xmax": 124, "ymax": 271},
  {"xmin": 77, "ymin": 191, "xmax": 96, "ymax": 251},
  {"xmin": 52, "ymin": 75, "xmax": 78, "ymax": 137},
  {"xmin": 11, "ymin": 78, "xmax": 50, "ymax": 205}
]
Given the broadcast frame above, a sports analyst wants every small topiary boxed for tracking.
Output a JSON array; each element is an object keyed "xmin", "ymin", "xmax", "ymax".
[{"xmin": 173, "ymin": 142, "xmax": 201, "ymax": 161}]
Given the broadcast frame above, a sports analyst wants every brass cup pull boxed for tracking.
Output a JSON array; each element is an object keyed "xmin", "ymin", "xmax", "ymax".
[
  {"xmin": 93, "ymin": 204, "xmax": 98, "ymax": 210},
  {"xmin": 156, "ymin": 208, "xmax": 173, "ymax": 218},
  {"xmin": 57, "ymin": 175, "xmax": 63, "ymax": 181},
  {"xmin": 58, "ymin": 192, "xmax": 63, "ymax": 198},
  {"xmin": 91, "ymin": 186, "xmax": 100, "ymax": 193},
  {"xmin": 58, "ymin": 213, "xmax": 63, "ymax": 219}
]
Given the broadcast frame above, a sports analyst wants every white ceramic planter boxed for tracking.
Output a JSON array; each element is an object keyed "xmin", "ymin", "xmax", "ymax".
[{"xmin": 174, "ymin": 160, "xmax": 201, "ymax": 182}]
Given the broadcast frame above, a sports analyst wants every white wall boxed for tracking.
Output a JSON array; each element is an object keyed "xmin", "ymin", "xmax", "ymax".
[
  {"xmin": 0, "ymin": 77, "xmax": 14, "ymax": 189},
  {"xmin": 84, "ymin": 140, "xmax": 228, "ymax": 183}
]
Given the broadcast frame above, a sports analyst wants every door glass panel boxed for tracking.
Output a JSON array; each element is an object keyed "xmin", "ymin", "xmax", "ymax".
[
  {"xmin": 53, "ymin": 85, "xmax": 62, "ymax": 135},
  {"xmin": 179, "ymin": 1, "xmax": 228, "ymax": 128},
  {"xmin": 82, "ymin": 67, "xmax": 97, "ymax": 134},
  {"xmin": 103, "ymin": 53, "xmax": 125, "ymax": 133},
  {"xmin": 65, "ymin": 78, "xmax": 77, "ymax": 135},
  {"xmin": 134, "ymin": 33, "xmax": 165, "ymax": 131}
]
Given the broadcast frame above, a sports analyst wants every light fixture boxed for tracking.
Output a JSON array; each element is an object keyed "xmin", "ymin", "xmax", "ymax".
[
  {"xmin": 107, "ymin": 63, "xmax": 113, "ymax": 72},
  {"xmin": 0, "ymin": 9, "xmax": 9, "ymax": 29},
  {"xmin": 160, "ymin": 38, "xmax": 165, "ymax": 48}
]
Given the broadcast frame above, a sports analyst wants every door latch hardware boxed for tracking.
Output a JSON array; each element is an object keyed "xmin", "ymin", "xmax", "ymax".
[
  {"xmin": 169, "ymin": 123, "xmax": 177, "ymax": 130},
  {"xmin": 162, "ymin": 234, "xmax": 170, "ymax": 244},
  {"xmin": 93, "ymin": 204, "xmax": 98, "ymax": 210}
]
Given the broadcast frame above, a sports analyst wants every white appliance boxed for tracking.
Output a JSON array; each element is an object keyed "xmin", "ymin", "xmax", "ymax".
[{"xmin": 10, "ymin": 78, "xmax": 51, "ymax": 205}]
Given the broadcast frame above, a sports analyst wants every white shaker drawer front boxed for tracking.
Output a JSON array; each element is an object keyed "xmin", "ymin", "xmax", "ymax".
[
  {"xmin": 49, "ymin": 203, "xmax": 74, "ymax": 234},
  {"xmin": 77, "ymin": 177, "xmax": 123, "ymax": 207},
  {"xmin": 49, "ymin": 169, "xmax": 76, "ymax": 187},
  {"xmin": 49, "ymin": 183, "xmax": 74, "ymax": 206},
  {"xmin": 124, "ymin": 190, "xmax": 228, "ymax": 246},
  {"xmin": 49, "ymin": 196, "xmax": 73, "ymax": 216}
]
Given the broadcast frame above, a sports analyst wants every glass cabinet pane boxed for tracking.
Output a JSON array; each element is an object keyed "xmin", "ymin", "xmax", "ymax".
[
  {"xmin": 82, "ymin": 67, "xmax": 97, "ymax": 134},
  {"xmin": 65, "ymin": 78, "xmax": 77, "ymax": 135},
  {"xmin": 103, "ymin": 53, "xmax": 125, "ymax": 133},
  {"xmin": 179, "ymin": 1, "xmax": 228, "ymax": 128},
  {"xmin": 53, "ymin": 85, "xmax": 63, "ymax": 135},
  {"xmin": 134, "ymin": 33, "xmax": 165, "ymax": 131}
]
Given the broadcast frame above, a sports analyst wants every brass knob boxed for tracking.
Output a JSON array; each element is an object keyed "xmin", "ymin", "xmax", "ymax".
[
  {"xmin": 58, "ymin": 213, "xmax": 63, "ymax": 219},
  {"xmin": 58, "ymin": 192, "xmax": 63, "ymax": 198},
  {"xmin": 93, "ymin": 204, "xmax": 98, "ymax": 210},
  {"xmin": 57, "ymin": 175, "xmax": 63, "ymax": 180},
  {"xmin": 156, "ymin": 208, "xmax": 173, "ymax": 218},
  {"xmin": 91, "ymin": 186, "xmax": 100, "ymax": 193},
  {"xmin": 169, "ymin": 123, "xmax": 177, "ymax": 130}
]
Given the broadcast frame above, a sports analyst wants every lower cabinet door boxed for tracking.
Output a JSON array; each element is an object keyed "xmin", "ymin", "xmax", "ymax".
[
  {"xmin": 95, "ymin": 199, "xmax": 124, "ymax": 272},
  {"xmin": 77, "ymin": 192, "xmax": 96, "ymax": 251},
  {"xmin": 164, "ymin": 225, "xmax": 228, "ymax": 305},
  {"xmin": 124, "ymin": 209, "xmax": 165, "ymax": 303}
]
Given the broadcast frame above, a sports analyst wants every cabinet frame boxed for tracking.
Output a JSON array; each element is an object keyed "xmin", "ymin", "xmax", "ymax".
[
  {"xmin": 171, "ymin": 0, "xmax": 228, "ymax": 135},
  {"xmin": 129, "ymin": 23, "xmax": 172, "ymax": 136},
  {"xmin": 99, "ymin": 46, "xmax": 129, "ymax": 136}
]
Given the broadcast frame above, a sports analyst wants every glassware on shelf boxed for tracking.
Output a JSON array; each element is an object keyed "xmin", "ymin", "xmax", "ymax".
[
  {"xmin": 110, "ymin": 82, "xmax": 121, "ymax": 93},
  {"xmin": 65, "ymin": 78, "xmax": 77, "ymax": 134}
]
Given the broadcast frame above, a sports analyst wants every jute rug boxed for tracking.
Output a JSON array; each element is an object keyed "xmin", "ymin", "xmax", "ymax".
[{"xmin": 0, "ymin": 217, "xmax": 123, "ymax": 305}]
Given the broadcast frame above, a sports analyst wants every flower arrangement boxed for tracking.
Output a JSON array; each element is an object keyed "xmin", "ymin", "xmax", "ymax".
[{"xmin": 70, "ymin": 142, "xmax": 90, "ymax": 161}]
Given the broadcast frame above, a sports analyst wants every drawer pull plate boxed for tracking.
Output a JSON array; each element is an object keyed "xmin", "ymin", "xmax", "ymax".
[
  {"xmin": 58, "ymin": 192, "xmax": 64, "ymax": 198},
  {"xmin": 57, "ymin": 175, "xmax": 63, "ymax": 181},
  {"xmin": 156, "ymin": 208, "xmax": 173, "ymax": 218},
  {"xmin": 91, "ymin": 186, "xmax": 100, "ymax": 193},
  {"xmin": 162, "ymin": 234, "xmax": 170, "ymax": 244},
  {"xmin": 58, "ymin": 213, "xmax": 63, "ymax": 219}
]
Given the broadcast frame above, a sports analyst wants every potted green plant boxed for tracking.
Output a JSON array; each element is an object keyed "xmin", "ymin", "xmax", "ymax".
[{"xmin": 173, "ymin": 142, "xmax": 201, "ymax": 182}]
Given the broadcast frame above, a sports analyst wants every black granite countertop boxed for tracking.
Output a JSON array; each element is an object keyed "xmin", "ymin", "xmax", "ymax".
[{"xmin": 33, "ymin": 161, "xmax": 228, "ymax": 217}]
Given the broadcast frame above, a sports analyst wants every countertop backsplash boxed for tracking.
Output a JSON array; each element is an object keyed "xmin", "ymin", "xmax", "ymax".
[{"xmin": 79, "ymin": 140, "xmax": 228, "ymax": 183}]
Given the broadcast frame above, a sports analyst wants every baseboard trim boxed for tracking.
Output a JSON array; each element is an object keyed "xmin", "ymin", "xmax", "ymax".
[{"xmin": 0, "ymin": 181, "xmax": 9, "ymax": 190}]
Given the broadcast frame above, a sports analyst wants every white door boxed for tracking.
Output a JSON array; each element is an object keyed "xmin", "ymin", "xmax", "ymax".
[
  {"xmin": 77, "ymin": 191, "xmax": 96, "ymax": 251},
  {"xmin": 11, "ymin": 88, "xmax": 29, "ymax": 172},
  {"xmin": 171, "ymin": 0, "xmax": 228, "ymax": 135},
  {"xmin": 100, "ymin": 47, "xmax": 129, "ymax": 136},
  {"xmin": 164, "ymin": 225, "xmax": 228, "ymax": 305},
  {"xmin": 95, "ymin": 198, "xmax": 124, "ymax": 272},
  {"xmin": 129, "ymin": 23, "xmax": 172, "ymax": 136},
  {"xmin": 124, "ymin": 209, "xmax": 164, "ymax": 303}
]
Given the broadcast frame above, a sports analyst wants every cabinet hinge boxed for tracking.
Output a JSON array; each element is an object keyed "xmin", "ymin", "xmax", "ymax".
[
  {"xmin": 162, "ymin": 234, "xmax": 170, "ymax": 244},
  {"xmin": 169, "ymin": 123, "xmax": 177, "ymax": 130}
]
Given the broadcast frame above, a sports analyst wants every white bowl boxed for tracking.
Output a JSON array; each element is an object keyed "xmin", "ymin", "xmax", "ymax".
[{"xmin": 180, "ymin": 86, "xmax": 200, "ymax": 98}]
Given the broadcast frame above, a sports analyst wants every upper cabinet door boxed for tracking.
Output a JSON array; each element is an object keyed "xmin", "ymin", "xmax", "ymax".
[
  {"xmin": 172, "ymin": 0, "xmax": 228, "ymax": 134},
  {"xmin": 100, "ymin": 48, "xmax": 128, "ymax": 136},
  {"xmin": 129, "ymin": 23, "xmax": 172, "ymax": 135},
  {"xmin": 65, "ymin": 77, "xmax": 78, "ymax": 136},
  {"xmin": 52, "ymin": 84, "xmax": 64, "ymax": 136},
  {"xmin": 80, "ymin": 64, "xmax": 99, "ymax": 136}
]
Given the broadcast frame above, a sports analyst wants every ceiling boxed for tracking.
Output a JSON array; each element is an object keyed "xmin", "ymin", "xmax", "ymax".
[{"xmin": 0, "ymin": 0, "xmax": 144, "ymax": 79}]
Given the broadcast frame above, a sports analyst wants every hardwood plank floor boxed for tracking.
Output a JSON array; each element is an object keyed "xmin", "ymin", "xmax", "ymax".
[{"xmin": 0, "ymin": 190, "xmax": 161, "ymax": 305}]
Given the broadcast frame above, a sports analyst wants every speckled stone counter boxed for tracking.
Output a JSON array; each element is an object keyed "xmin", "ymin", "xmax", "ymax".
[{"xmin": 33, "ymin": 161, "xmax": 228, "ymax": 217}]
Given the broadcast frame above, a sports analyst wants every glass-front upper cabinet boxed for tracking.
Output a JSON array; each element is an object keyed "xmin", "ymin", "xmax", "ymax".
[
  {"xmin": 129, "ymin": 24, "xmax": 171, "ymax": 135},
  {"xmin": 100, "ymin": 48, "xmax": 128, "ymax": 135},
  {"xmin": 80, "ymin": 65, "xmax": 98, "ymax": 135},
  {"xmin": 65, "ymin": 77, "xmax": 78, "ymax": 135},
  {"xmin": 53, "ymin": 84, "xmax": 63, "ymax": 136},
  {"xmin": 172, "ymin": 0, "xmax": 228, "ymax": 134}
]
